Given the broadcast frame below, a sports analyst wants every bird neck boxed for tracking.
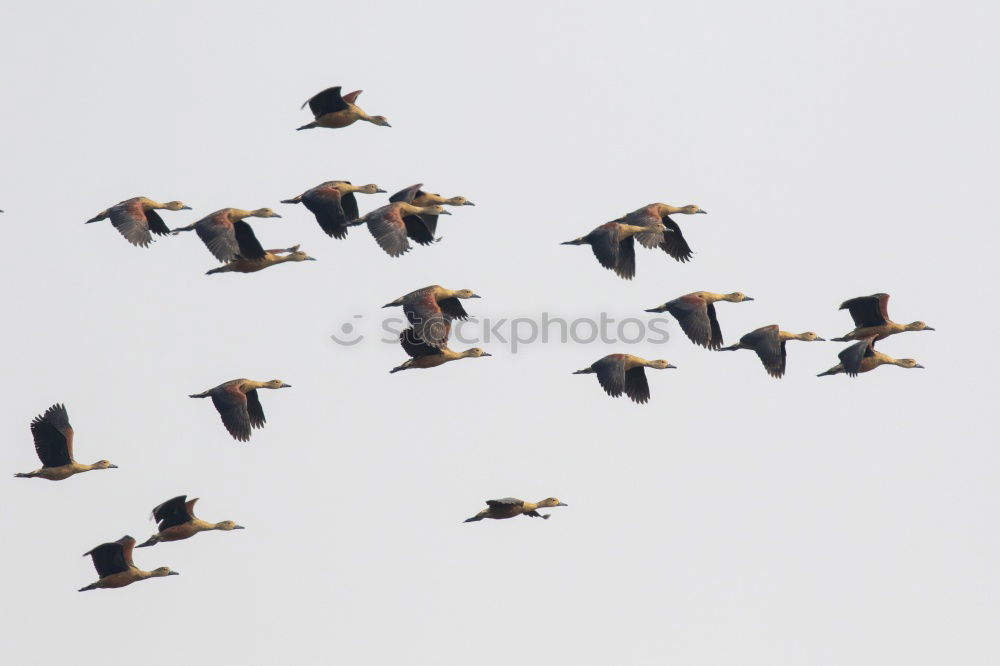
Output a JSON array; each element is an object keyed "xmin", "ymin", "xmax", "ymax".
[{"xmin": 227, "ymin": 208, "xmax": 252, "ymax": 220}]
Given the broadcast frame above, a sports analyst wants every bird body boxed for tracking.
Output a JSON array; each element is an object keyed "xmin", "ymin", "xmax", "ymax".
[
  {"xmin": 138, "ymin": 495, "xmax": 244, "ymax": 547},
  {"xmin": 14, "ymin": 404, "xmax": 117, "ymax": 480},
  {"xmin": 562, "ymin": 221, "xmax": 666, "ymax": 280},
  {"xmin": 383, "ymin": 285, "xmax": 480, "ymax": 348},
  {"xmin": 721, "ymin": 325, "xmax": 825, "ymax": 378},
  {"xmin": 79, "ymin": 536, "xmax": 178, "ymax": 592},
  {"xmin": 172, "ymin": 208, "xmax": 282, "ymax": 262},
  {"xmin": 573, "ymin": 353, "xmax": 676, "ymax": 403},
  {"xmin": 297, "ymin": 86, "xmax": 390, "ymax": 130},
  {"xmin": 818, "ymin": 337, "xmax": 924, "ymax": 377},
  {"xmin": 189, "ymin": 378, "xmax": 291, "ymax": 441},
  {"xmin": 390, "ymin": 328, "xmax": 490, "ymax": 373},
  {"xmin": 615, "ymin": 202, "xmax": 707, "ymax": 262},
  {"xmin": 86, "ymin": 197, "xmax": 191, "ymax": 247},
  {"xmin": 833, "ymin": 293, "xmax": 933, "ymax": 342},
  {"xmin": 362, "ymin": 202, "xmax": 451, "ymax": 257},
  {"xmin": 206, "ymin": 245, "xmax": 315, "ymax": 274},
  {"xmin": 388, "ymin": 184, "xmax": 475, "ymax": 244},
  {"xmin": 281, "ymin": 181, "xmax": 385, "ymax": 238},
  {"xmin": 464, "ymin": 497, "xmax": 568, "ymax": 522},
  {"xmin": 645, "ymin": 291, "xmax": 754, "ymax": 349}
]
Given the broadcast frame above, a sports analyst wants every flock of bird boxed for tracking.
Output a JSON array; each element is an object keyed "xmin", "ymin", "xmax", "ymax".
[{"xmin": 11, "ymin": 83, "xmax": 931, "ymax": 592}]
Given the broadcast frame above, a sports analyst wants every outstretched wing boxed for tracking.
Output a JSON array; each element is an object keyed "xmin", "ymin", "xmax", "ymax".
[
  {"xmin": 151, "ymin": 495, "xmax": 194, "ymax": 531},
  {"xmin": 658, "ymin": 216, "xmax": 693, "ymax": 262},
  {"xmin": 740, "ymin": 325, "xmax": 785, "ymax": 378},
  {"xmin": 667, "ymin": 295, "xmax": 713, "ymax": 348},
  {"xmin": 304, "ymin": 86, "xmax": 347, "ymax": 116},
  {"xmin": 592, "ymin": 355, "xmax": 627, "ymax": 398},
  {"xmin": 624, "ymin": 367, "xmax": 651, "ymax": 404},
  {"xmin": 400, "ymin": 327, "xmax": 444, "ymax": 359},
  {"xmin": 30, "ymin": 403, "xmax": 73, "ymax": 467},
  {"xmin": 211, "ymin": 384, "xmax": 252, "ymax": 442},
  {"xmin": 840, "ymin": 293, "xmax": 890, "ymax": 328}
]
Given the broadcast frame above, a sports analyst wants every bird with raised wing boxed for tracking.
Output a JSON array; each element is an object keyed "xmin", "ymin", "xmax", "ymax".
[
  {"xmin": 390, "ymin": 328, "xmax": 490, "ymax": 373},
  {"xmin": 189, "ymin": 379, "xmax": 291, "ymax": 442},
  {"xmin": 297, "ymin": 86, "xmax": 390, "ymax": 130},
  {"xmin": 86, "ymin": 197, "xmax": 191, "ymax": 247},
  {"xmin": 818, "ymin": 337, "xmax": 925, "ymax": 377},
  {"xmin": 281, "ymin": 181, "xmax": 385, "ymax": 238},
  {"xmin": 206, "ymin": 245, "xmax": 315, "ymax": 275},
  {"xmin": 14, "ymin": 404, "xmax": 117, "ymax": 480},
  {"xmin": 573, "ymin": 353, "xmax": 676, "ymax": 404},
  {"xmin": 79, "ymin": 536, "xmax": 178, "ymax": 592},
  {"xmin": 388, "ymin": 183, "xmax": 475, "ymax": 245},
  {"xmin": 561, "ymin": 221, "xmax": 666, "ymax": 280},
  {"xmin": 645, "ymin": 291, "xmax": 754, "ymax": 349},
  {"xmin": 464, "ymin": 497, "xmax": 568, "ymax": 522},
  {"xmin": 361, "ymin": 202, "xmax": 451, "ymax": 257},
  {"xmin": 383, "ymin": 285, "xmax": 481, "ymax": 348},
  {"xmin": 172, "ymin": 208, "xmax": 282, "ymax": 262},
  {"xmin": 721, "ymin": 325, "xmax": 825, "ymax": 378},
  {"xmin": 138, "ymin": 495, "xmax": 244, "ymax": 547},
  {"xmin": 832, "ymin": 293, "xmax": 934, "ymax": 342}
]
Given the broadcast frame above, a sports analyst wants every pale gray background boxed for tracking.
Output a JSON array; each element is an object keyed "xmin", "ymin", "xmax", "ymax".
[{"xmin": 1, "ymin": 1, "xmax": 997, "ymax": 664}]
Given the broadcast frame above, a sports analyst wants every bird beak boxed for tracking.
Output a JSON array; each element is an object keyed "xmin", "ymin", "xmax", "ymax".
[
  {"xmin": 376, "ymin": 188, "xmax": 387, "ymax": 193},
  {"xmin": 306, "ymin": 256, "xmax": 317, "ymax": 261},
  {"xmin": 743, "ymin": 296, "xmax": 755, "ymax": 301},
  {"xmin": 814, "ymin": 337, "xmax": 826, "ymax": 341},
  {"xmin": 697, "ymin": 209, "xmax": 708, "ymax": 214},
  {"xmin": 667, "ymin": 363, "xmax": 677, "ymax": 369},
  {"xmin": 481, "ymin": 352, "xmax": 493, "ymax": 357},
  {"xmin": 470, "ymin": 294, "xmax": 482, "ymax": 298},
  {"xmin": 440, "ymin": 210, "xmax": 452, "ymax": 215},
  {"xmin": 464, "ymin": 201, "xmax": 476, "ymax": 206},
  {"xmin": 167, "ymin": 571, "xmax": 180, "ymax": 576},
  {"xmin": 915, "ymin": 364, "xmax": 925, "ymax": 369},
  {"xmin": 281, "ymin": 383, "xmax": 292, "ymax": 388},
  {"xmin": 271, "ymin": 213, "xmax": 282, "ymax": 218},
  {"xmin": 234, "ymin": 525, "xmax": 246, "ymax": 530},
  {"xmin": 181, "ymin": 205, "xmax": 192, "ymax": 210},
  {"xmin": 108, "ymin": 464, "xmax": 119, "ymax": 469},
  {"xmin": 925, "ymin": 326, "xmax": 935, "ymax": 331},
  {"xmin": 557, "ymin": 502, "xmax": 568, "ymax": 506}
]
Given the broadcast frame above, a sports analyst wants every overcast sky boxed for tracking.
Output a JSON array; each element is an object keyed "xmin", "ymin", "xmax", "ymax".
[{"xmin": 2, "ymin": 1, "xmax": 998, "ymax": 664}]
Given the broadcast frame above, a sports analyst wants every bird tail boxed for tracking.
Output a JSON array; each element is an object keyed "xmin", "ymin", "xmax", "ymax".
[
  {"xmin": 560, "ymin": 237, "xmax": 587, "ymax": 245},
  {"xmin": 816, "ymin": 368, "xmax": 836, "ymax": 377},
  {"xmin": 136, "ymin": 536, "xmax": 158, "ymax": 548},
  {"xmin": 85, "ymin": 210, "xmax": 108, "ymax": 224},
  {"xmin": 572, "ymin": 368, "xmax": 595, "ymax": 375},
  {"xmin": 296, "ymin": 122, "xmax": 316, "ymax": 131},
  {"xmin": 78, "ymin": 582, "xmax": 99, "ymax": 592},
  {"xmin": 280, "ymin": 196, "xmax": 302, "ymax": 204},
  {"xmin": 188, "ymin": 392, "xmax": 210, "ymax": 398},
  {"xmin": 13, "ymin": 472, "xmax": 34, "ymax": 478},
  {"xmin": 463, "ymin": 515, "xmax": 484, "ymax": 523},
  {"xmin": 644, "ymin": 305, "xmax": 668, "ymax": 313},
  {"xmin": 389, "ymin": 365, "xmax": 407, "ymax": 374},
  {"xmin": 170, "ymin": 225, "xmax": 195, "ymax": 235},
  {"xmin": 205, "ymin": 266, "xmax": 225, "ymax": 275}
]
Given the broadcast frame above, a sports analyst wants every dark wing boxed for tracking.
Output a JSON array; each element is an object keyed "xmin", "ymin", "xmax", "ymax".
[
  {"xmin": 366, "ymin": 207, "xmax": 411, "ymax": 257},
  {"xmin": 151, "ymin": 495, "xmax": 193, "ymax": 531},
  {"xmin": 303, "ymin": 189, "xmax": 350, "ymax": 238},
  {"xmin": 340, "ymin": 191, "xmax": 360, "ymax": 222},
  {"xmin": 706, "ymin": 303, "xmax": 724, "ymax": 349},
  {"xmin": 108, "ymin": 201, "xmax": 154, "ymax": 247},
  {"xmin": 740, "ymin": 325, "xmax": 785, "ymax": 378},
  {"xmin": 615, "ymin": 235, "xmax": 636, "ymax": 280},
  {"xmin": 587, "ymin": 227, "xmax": 620, "ymax": 273},
  {"xmin": 403, "ymin": 292, "xmax": 450, "ymax": 347},
  {"xmin": 624, "ymin": 367, "xmax": 651, "ymax": 404},
  {"xmin": 592, "ymin": 356, "xmax": 627, "ymax": 398},
  {"xmin": 304, "ymin": 86, "xmax": 347, "ymax": 117},
  {"xmin": 486, "ymin": 498, "xmax": 524, "ymax": 508},
  {"xmin": 145, "ymin": 209, "xmax": 172, "ymax": 236},
  {"xmin": 838, "ymin": 337, "xmax": 876, "ymax": 377},
  {"xmin": 403, "ymin": 215, "xmax": 437, "ymax": 245},
  {"xmin": 840, "ymin": 293, "xmax": 890, "ymax": 327},
  {"xmin": 389, "ymin": 184, "xmax": 423, "ymax": 204},
  {"xmin": 233, "ymin": 221, "xmax": 266, "ymax": 260},
  {"xmin": 438, "ymin": 298, "xmax": 470, "ymax": 321},
  {"xmin": 245, "ymin": 389, "xmax": 266, "ymax": 429},
  {"xmin": 667, "ymin": 296, "xmax": 713, "ymax": 348},
  {"xmin": 400, "ymin": 327, "xmax": 443, "ymax": 358},
  {"xmin": 85, "ymin": 537, "xmax": 133, "ymax": 578},
  {"xmin": 658, "ymin": 216, "xmax": 693, "ymax": 262},
  {"xmin": 30, "ymin": 403, "xmax": 73, "ymax": 467},
  {"xmin": 210, "ymin": 384, "xmax": 252, "ymax": 442},
  {"xmin": 195, "ymin": 215, "xmax": 240, "ymax": 261}
]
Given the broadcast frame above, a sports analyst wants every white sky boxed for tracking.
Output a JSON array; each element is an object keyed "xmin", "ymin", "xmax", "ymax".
[{"xmin": 2, "ymin": 1, "xmax": 998, "ymax": 664}]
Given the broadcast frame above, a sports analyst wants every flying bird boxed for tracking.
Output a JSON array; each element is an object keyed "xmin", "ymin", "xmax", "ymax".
[
  {"xmin": 573, "ymin": 353, "xmax": 676, "ymax": 403},
  {"xmin": 14, "ymin": 404, "xmax": 117, "ymax": 480},
  {"xmin": 172, "ymin": 208, "xmax": 282, "ymax": 262},
  {"xmin": 645, "ymin": 291, "xmax": 754, "ymax": 349},
  {"xmin": 464, "ymin": 497, "xmax": 568, "ymax": 522},
  {"xmin": 297, "ymin": 86, "xmax": 390, "ymax": 130},
  {"xmin": 383, "ymin": 285, "xmax": 481, "ymax": 348},
  {"xmin": 189, "ymin": 378, "xmax": 292, "ymax": 441},
  {"xmin": 818, "ymin": 337, "xmax": 925, "ymax": 377},
  {"xmin": 138, "ymin": 495, "xmax": 244, "ymax": 547},
  {"xmin": 79, "ymin": 536, "xmax": 178, "ymax": 592},
  {"xmin": 281, "ymin": 181, "xmax": 385, "ymax": 238},
  {"xmin": 832, "ymin": 293, "xmax": 934, "ymax": 342},
  {"xmin": 205, "ymin": 245, "xmax": 316, "ymax": 275},
  {"xmin": 388, "ymin": 183, "xmax": 475, "ymax": 245},
  {"xmin": 721, "ymin": 325, "xmax": 825, "ymax": 378},
  {"xmin": 86, "ymin": 197, "xmax": 191, "ymax": 247},
  {"xmin": 561, "ymin": 221, "xmax": 666, "ymax": 280}
]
